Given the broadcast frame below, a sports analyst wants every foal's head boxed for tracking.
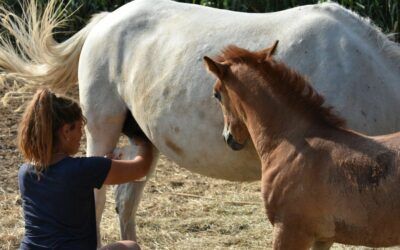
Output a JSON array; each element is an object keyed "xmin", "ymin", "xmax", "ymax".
[
  {"xmin": 204, "ymin": 41, "xmax": 279, "ymax": 151},
  {"xmin": 204, "ymin": 41, "xmax": 345, "ymax": 151}
]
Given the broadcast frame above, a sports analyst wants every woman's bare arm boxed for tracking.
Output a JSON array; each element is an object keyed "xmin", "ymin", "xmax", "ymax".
[{"xmin": 103, "ymin": 139, "xmax": 154, "ymax": 185}]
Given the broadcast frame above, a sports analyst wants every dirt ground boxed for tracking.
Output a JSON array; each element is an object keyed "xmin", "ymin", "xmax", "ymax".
[{"xmin": 1, "ymin": 83, "xmax": 398, "ymax": 250}]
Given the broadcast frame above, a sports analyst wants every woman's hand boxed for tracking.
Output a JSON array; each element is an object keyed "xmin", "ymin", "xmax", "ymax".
[{"xmin": 103, "ymin": 136, "xmax": 155, "ymax": 185}]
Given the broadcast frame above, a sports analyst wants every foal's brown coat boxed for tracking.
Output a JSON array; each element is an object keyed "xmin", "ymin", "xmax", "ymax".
[{"xmin": 204, "ymin": 43, "xmax": 400, "ymax": 249}]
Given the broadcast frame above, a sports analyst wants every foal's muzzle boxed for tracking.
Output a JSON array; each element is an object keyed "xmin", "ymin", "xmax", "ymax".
[{"xmin": 224, "ymin": 133, "xmax": 245, "ymax": 151}]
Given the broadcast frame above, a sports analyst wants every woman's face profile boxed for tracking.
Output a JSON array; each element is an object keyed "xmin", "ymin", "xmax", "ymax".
[{"xmin": 59, "ymin": 119, "xmax": 84, "ymax": 155}]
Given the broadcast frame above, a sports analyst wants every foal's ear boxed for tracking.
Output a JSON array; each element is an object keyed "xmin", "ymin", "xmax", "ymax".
[
  {"xmin": 259, "ymin": 40, "xmax": 279, "ymax": 61},
  {"xmin": 203, "ymin": 56, "xmax": 229, "ymax": 79}
]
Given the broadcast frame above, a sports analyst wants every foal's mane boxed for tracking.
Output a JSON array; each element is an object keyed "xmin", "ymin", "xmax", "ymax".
[{"xmin": 216, "ymin": 46, "xmax": 346, "ymax": 128}]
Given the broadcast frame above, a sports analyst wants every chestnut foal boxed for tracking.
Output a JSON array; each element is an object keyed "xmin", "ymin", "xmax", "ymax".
[{"xmin": 204, "ymin": 42, "xmax": 400, "ymax": 249}]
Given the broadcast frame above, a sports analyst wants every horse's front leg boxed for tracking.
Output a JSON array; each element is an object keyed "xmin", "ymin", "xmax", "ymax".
[
  {"xmin": 114, "ymin": 142, "xmax": 159, "ymax": 241},
  {"xmin": 272, "ymin": 222, "xmax": 314, "ymax": 250}
]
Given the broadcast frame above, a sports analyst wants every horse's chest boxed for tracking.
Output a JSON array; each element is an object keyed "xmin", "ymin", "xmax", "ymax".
[{"xmin": 260, "ymin": 166, "xmax": 306, "ymax": 221}]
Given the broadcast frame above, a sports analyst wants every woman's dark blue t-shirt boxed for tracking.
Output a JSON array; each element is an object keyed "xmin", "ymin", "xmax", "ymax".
[{"xmin": 18, "ymin": 156, "xmax": 111, "ymax": 250}]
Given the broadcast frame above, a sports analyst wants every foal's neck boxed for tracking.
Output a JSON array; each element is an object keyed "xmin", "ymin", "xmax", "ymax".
[{"xmin": 244, "ymin": 97, "xmax": 324, "ymax": 163}]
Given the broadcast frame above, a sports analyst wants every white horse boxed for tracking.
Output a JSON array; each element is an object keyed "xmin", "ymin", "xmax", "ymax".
[{"xmin": 1, "ymin": 0, "xmax": 399, "ymax": 246}]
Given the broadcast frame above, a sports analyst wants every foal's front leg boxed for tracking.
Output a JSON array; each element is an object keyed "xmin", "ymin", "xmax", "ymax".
[
  {"xmin": 272, "ymin": 223, "xmax": 314, "ymax": 250},
  {"xmin": 312, "ymin": 241, "xmax": 333, "ymax": 250}
]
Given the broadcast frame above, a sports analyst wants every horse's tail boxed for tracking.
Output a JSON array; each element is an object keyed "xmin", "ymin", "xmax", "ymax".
[{"xmin": 0, "ymin": 0, "xmax": 108, "ymax": 104}]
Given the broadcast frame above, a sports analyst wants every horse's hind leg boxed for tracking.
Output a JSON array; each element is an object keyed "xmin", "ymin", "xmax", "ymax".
[
  {"xmin": 115, "ymin": 131, "xmax": 159, "ymax": 240},
  {"xmin": 80, "ymin": 87, "xmax": 127, "ymax": 247},
  {"xmin": 115, "ymin": 181, "xmax": 146, "ymax": 241},
  {"xmin": 87, "ymin": 115, "xmax": 125, "ymax": 247}
]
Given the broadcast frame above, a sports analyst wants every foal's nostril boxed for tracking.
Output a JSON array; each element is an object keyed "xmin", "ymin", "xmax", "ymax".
[
  {"xmin": 223, "ymin": 132, "xmax": 233, "ymax": 144},
  {"xmin": 224, "ymin": 133, "xmax": 244, "ymax": 151},
  {"xmin": 226, "ymin": 133, "xmax": 234, "ymax": 145}
]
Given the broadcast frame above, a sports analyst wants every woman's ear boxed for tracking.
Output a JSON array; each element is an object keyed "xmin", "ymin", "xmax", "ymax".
[{"xmin": 59, "ymin": 123, "xmax": 71, "ymax": 142}]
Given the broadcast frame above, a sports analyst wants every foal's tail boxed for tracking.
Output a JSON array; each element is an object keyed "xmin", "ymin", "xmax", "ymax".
[{"xmin": 0, "ymin": 0, "xmax": 108, "ymax": 104}]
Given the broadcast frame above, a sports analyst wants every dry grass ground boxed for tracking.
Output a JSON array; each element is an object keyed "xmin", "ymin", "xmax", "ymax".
[{"xmin": 1, "ymin": 80, "xmax": 399, "ymax": 250}]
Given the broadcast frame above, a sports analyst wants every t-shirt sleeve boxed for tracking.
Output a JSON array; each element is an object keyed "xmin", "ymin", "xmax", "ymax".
[{"xmin": 70, "ymin": 157, "xmax": 112, "ymax": 189}]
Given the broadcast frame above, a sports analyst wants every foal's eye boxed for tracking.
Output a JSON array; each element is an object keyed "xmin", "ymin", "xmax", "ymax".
[{"xmin": 213, "ymin": 91, "xmax": 221, "ymax": 101}]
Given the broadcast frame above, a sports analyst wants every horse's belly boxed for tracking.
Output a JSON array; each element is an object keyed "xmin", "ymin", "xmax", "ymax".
[
  {"xmin": 127, "ymin": 83, "xmax": 261, "ymax": 181},
  {"xmin": 145, "ymin": 113, "xmax": 261, "ymax": 181}
]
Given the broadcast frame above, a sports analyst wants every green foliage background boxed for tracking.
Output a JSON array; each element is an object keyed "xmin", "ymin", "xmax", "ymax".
[{"xmin": 1, "ymin": 0, "xmax": 399, "ymax": 42}]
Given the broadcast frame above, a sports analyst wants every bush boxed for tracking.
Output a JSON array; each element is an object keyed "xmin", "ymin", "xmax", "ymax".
[
  {"xmin": 1, "ymin": 0, "xmax": 398, "ymax": 42},
  {"xmin": 180, "ymin": 0, "xmax": 398, "ymax": 41}
]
